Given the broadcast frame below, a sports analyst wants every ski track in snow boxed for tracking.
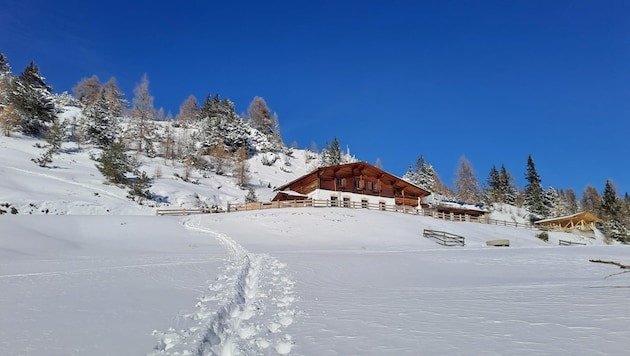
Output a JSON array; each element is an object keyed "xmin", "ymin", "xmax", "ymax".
[{"xmin": 150, "ymin": 217, "xmax": 298, "ymax": 356}]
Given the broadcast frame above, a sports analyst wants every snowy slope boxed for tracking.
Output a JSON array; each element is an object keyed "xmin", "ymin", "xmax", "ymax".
[
  {"xmin": 1, "ymin": 210, "xmax": 629, "ymax": 355},
  {"xmin": 0, "ymin": 122, "xmax": 314, "ymax": 215}
]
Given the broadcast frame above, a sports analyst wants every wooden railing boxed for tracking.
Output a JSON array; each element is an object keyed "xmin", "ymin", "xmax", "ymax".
[
  {"xmin": 155, "ymin": 207, "xmax": 223, "ymax": 216},
  {"xmin": 227, "ymin": 199, "xmax": 421, "ymax": 213},
  {"xmin": 423, "ymin": 229, "xmax": 466, "ymax": 246},
  {"xmin": 156, "ymin": 198, "xmax": 538, "ymax": 231},
  {"xmin": 485, "ymin": 218, "xmax": 535, "ymax": 230},
  {"xmin": 558, "ymin": 239, "xmax": 587, "ymax": 246}
]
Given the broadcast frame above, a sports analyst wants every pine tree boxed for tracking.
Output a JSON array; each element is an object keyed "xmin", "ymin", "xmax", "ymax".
[
  {"xmin": 402, "ymin": 165, "xmax": 417, "ymax": 184},
  {"xmin": 95, "ymin": 140, "xmax": 134, "ymax": 185},
  {"xmin": 32, "ymin": 118, "xmax": 65, "ymax": 167},
  {"xmin": 0, "ymin": 52, "xmax": 11, "ymax": 75},
  {"xmin": 546, "ymin": 186, "xmax": 561, "ymax": 216},
  {"xmin": 524, "ymin": 155, "xmax": 549, "ymax": 219},
  {"xmin": 245, "ymin": 188, "xmax": 258, "ymax": 203},
  {"xmin": 485, "ymin": 165, "xmax": 501, "ymax": 204},
  {"xmin": 82, "ymin": 90, "xmax": 118, "ymax": 148},
  {"xmin": 10, "ymin": 62, "xmax": 56, "ymax": 136},
  {"xmin": 328, "ymin": 137, "xmax": 342, "ymax": 166},
  {"xmin": 403, "ymin": 155, "xmax": 436, "ymax": 192},
  {"xmin": 318, "ymin": 141, "xmax": 331, "ymax": 167},
  {"xmin": 498, "ymin": 165, "xmax": 518, "ymax": 205},
  {"xmin": 599, "ymin": 181, "xmax": 630, "ymax": 243},
  {"xmin": 196, "ymin": 94, "xmax": 249, "ymax": 152},
  {"xmin": 454, "ymin": 156, "xmax": 481, "ymax": 203},
  {"xmin": 270, "ymin": 112, "xmax": 284, "ymax": 150},
  {"xmin": 601, "ymin": 180, "xmax": 620, "ymax": 221},
  {"xmin": 127, "ymin": 170, "xmax": 152, "ymax": 203},
  {"xmin": 19, "ymin": 61, "xmax": 51, "ymax": 91}
]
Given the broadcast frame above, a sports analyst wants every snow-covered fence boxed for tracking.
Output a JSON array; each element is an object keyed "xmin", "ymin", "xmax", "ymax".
[{"xmin": 423, "ymin": 229, "xmax": 466, "ymax": 246}]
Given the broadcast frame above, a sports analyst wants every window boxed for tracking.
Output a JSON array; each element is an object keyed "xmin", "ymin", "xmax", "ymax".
[
  {"xmin": 336, "ymin": 178, "xmax": 343, "ymax": 187},
  {"xmin": 371, "ymin": 182, "xmax": 378, "ymax": 191}
]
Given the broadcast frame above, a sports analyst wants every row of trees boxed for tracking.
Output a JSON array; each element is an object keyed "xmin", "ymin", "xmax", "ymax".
[{"xmin": 404, "ymin": 153, "xmax": 630, "ymax": 242}]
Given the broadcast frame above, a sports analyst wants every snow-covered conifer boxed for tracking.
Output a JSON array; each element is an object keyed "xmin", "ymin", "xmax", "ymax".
[
  {"xmin": 82, "ymin": 90, "xmax": 119, "ymax": 148},
  {"xmin": 524, "ymin": 155, "xmax": 549, "ymax": 219},
  {"xmin": 10, "ymin": 62, "xmax": 56, "ymax": 136},
  {"xmin": 196, "ymin": 94, "xmax": 250, "ymax": 153}
]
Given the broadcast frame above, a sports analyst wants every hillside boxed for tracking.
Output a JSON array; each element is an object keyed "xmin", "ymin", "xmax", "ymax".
[{"xmin": 0, "ymin": 106, "xmax": 315, "ymax": 215}]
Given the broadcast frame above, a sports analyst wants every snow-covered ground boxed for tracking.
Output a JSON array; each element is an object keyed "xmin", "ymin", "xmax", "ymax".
[
  {"xmin": 1, "ymin": 131, "xmax": 629, "ymax": 355},
  {"xmin": 2, "ymin": 209, "xmax": 629, "ymax": 355}
]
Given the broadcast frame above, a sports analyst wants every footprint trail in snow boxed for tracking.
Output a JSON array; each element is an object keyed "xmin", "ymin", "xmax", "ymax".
[{"xmin": 149, "ymin": 217, "xmax": 298, "ymax": 355}]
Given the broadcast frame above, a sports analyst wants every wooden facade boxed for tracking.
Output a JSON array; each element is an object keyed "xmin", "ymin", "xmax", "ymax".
[{"xmin": 272, "ymin": 162, "xmax": 430, "ymax": 207}]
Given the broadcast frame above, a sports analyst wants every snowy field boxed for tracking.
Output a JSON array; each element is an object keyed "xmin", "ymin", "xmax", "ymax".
[{"xmin": 2, "ymin": 209, "xmax": 629, "ymax": 356}]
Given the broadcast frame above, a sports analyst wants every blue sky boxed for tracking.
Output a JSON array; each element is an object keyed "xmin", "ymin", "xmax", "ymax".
[{"xmin": 2, "ymin": 0, "xmax": 629, "ymax": 195}]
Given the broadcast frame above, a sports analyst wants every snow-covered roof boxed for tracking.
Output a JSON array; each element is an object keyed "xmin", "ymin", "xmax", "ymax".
[
  {"xmin": 276, "ymin": 190, "xmax": 308, "ymax": 197},
  {"xmin": 535, "ymin": 211, "xmax": 602, "ymax": 225},
  {"xmin": 436, "ymin": 200, "xmax": 488, "ymax": 212}
]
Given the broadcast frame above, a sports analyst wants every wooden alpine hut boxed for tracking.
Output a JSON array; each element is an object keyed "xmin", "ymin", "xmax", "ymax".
[{"xmin": 272, "ymin": 162, "xmax": 431, "ymax": 209}]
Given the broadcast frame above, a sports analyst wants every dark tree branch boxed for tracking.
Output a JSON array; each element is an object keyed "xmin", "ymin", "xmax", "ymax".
[{"xmin": 589, "ymin": 259, "xmax": 630, "ymax": 269}]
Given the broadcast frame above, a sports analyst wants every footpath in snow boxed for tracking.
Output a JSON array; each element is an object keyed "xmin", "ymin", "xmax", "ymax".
[{"xmin": 150, "ymin": 216, "xmax": 298, "ymax": 355}]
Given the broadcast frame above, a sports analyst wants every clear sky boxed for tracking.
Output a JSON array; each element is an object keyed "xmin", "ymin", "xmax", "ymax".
[{"xmin": 2, "ymin": 0, "xmax": 629, "ymax": 195}]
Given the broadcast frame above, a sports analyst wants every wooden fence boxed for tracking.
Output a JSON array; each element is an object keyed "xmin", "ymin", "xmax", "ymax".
[
  {"xmin": 156, "ymin": 198, "xmax": 537, "ymax": 231},
  {"xmin": 155, "ymin": 207, "xmax": 223, "ymax": 216},
  {"xmin": 558, "ymin": 239, "xmax": 587, "ymax": 246},
  {"xmin": 423, "ymin": 229, "xmax": 466, "ymax": 246}
]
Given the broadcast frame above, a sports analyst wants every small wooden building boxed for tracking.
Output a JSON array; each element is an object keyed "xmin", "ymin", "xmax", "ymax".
[
  {"xmin": 535, "ymin": 211, "xmax": 602, "ymax": 236},
  {"xmin": 272, "ymin": 162, "xmax": 431, "ymax": 208}
]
